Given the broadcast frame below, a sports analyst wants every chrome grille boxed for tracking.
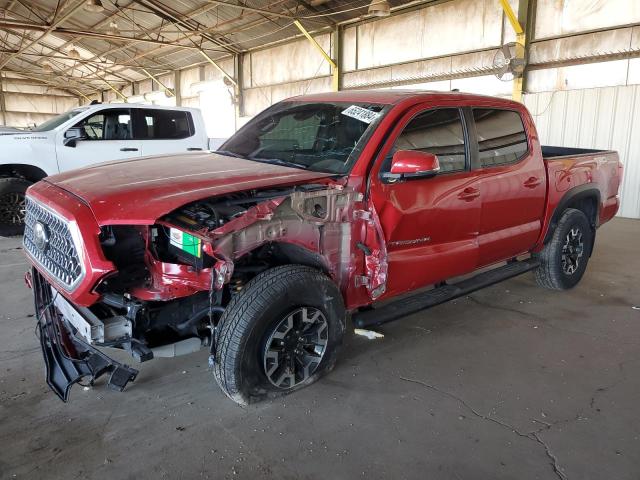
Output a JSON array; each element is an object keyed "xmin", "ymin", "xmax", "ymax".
[{"xmin": 23, "ymin": 197, "xmax": 84, "ymax": 290}]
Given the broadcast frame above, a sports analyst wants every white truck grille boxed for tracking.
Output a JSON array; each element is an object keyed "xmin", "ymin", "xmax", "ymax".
[{"xmin": 23, "ymin": 197, "xmax": 84, "ymax": 290}]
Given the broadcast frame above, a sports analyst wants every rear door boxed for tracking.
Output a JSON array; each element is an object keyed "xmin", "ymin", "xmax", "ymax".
[
  {"xmin": 368, "ymin": 104, "xmax": 481, "ymax": 299},
  {"xmin": 56, "ymin": 108, "xmax": 141, "ymax": 171},
  {"xmin": 135, "ymin": 109, "xmax": 203, "ymax": 156},
  {"xmin": 471, "ymin": 107, "xmax": 546, "ymax": 267}
]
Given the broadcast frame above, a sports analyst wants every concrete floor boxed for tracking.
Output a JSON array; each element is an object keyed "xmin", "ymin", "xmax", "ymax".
[{"xmin": 0, "ymin": 218, "xmax": 639, "ymax": 480}]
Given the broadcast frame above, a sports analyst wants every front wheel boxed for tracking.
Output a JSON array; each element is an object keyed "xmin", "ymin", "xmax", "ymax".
[
  {"xmin": 213, "ymin": 265, "xmax": 345, "ymax": 405},
  {"xmin": 534, "ymin": 208, "xmax": 593, "ymax": 290},
  {"xmin": 0, "ymin": 177, "xmax": 31, "ymax": 236}
]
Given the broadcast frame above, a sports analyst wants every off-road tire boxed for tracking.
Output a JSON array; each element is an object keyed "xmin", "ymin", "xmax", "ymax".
[
  {"xmin": 0, "ymin": 177, "xmax": 31, "ymax": 236},
  {"xmin": 534, "ymin": 208, "xmax": 593, "ymax": 290},
  {"xmin": 213, "ymin": 265, "xmax": 345, "ymax": 405}
]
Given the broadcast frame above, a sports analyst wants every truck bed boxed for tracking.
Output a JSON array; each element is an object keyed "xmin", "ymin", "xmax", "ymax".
[{"xmin": 540, "ymin": 145, "xmax": 622, "ymax": 230}]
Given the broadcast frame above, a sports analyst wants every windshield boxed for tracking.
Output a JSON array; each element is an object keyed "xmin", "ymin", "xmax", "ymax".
[
  {"xmin": 219, "ymin": 101, "xmax": 388, "ymax": 174},
  {"xmin": 31, "ymin": 108, "xmax": 86, "ymax": 132}
]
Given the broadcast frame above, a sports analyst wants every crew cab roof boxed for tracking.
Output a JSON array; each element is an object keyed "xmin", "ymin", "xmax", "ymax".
[
  {"xmin": 77, "ymin": 103, "xmax": 200, "ymax": 113},
  {"xmin": 287, "ymin": 89, "xmax": 521, "ymax": 108}
]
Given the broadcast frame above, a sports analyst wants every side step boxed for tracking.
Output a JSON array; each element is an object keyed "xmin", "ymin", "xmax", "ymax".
[{"xmin": 352, "ymin": 258, "xmax": 539, "ymax": 329}]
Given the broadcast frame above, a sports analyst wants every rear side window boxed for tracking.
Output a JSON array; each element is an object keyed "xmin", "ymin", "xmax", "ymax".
[
  {"xmin": 473, "ymin": 109, "xmax": 529, "ymax": 167},
  {"xmin": 384, "ymin": 108, "xmax": 467, "ymax": 173},
  {"xmin": 138, "ymin": 109, "xmax": 194, "ymax": 140}
]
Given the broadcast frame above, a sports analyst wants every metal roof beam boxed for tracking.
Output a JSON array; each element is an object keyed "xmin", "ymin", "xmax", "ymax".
[{"xmin": 0, "ymin": 0, "xmax": 86, "ymax": 69}]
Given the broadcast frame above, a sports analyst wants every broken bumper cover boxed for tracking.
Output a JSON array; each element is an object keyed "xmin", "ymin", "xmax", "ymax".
[{"xmin": 32, "ymin": 268, "xmax": 138, "ymax": 402}]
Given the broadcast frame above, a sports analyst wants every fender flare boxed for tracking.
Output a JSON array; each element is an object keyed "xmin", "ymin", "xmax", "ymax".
[{"xmin": 543, "ymin": 184, "xmax": 601, "ymax": 245}]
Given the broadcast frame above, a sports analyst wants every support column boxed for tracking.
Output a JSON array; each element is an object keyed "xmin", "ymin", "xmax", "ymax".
[
  {"xmin": 235, "ymin": 53, "xmax": 245, "ymax": 118},
  {"xmin": 174, "ymin": 70, "xmax": 182, "ymax": 106},
  {"xmin": 294, "ymin": 20, "xmax": 339, "ymax": 92},
  {"xmin": 332, "ymin": 26, "xmax": 342, "ymax": 91},
  {"xmin": 0, "ymin": 73, "xmax": 7, "ymax": 125},
  {"xmin": 499, "ymin": 0, "xmax": 529, "ymax": 102}
]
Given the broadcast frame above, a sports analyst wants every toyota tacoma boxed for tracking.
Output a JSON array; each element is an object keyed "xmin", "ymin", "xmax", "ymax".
[{"xmin": 23, "ymin": 90, "xmax": 623, "ymax": 404}]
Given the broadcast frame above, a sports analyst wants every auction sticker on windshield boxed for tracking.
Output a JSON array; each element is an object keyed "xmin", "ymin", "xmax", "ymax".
[{"xmin": 341, "ymin": 105, "xmax": 380, "ymax": 124}]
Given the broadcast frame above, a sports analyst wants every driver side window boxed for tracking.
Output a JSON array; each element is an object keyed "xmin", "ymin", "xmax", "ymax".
[
  {"xmin": 383, "ymin": 108, "xmax": 466, "ymax": 173},
  {"xmin": 73, "ymin": 109, "xmax": 132, "ymax": 141}
]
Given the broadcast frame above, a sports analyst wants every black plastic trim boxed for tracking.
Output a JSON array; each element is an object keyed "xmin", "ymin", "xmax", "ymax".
[
  {"xmin": 543, "ymin": 184, "xmax": 601, "ymax": 244},
  {"xmin": 353, "ymin": 258, "xmax": 540, "ymax": 328}
]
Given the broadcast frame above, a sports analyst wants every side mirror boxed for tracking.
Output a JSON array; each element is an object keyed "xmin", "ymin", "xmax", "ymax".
[
  {"xmin": 63, "ymin": 127, "xmax": 87, "ymax": 147},
  {"xmin": 382, "ymin": 150, "xmax": 440, "ymax": 182}
]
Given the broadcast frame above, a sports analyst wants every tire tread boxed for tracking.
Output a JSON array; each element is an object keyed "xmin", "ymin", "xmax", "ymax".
[{"xmin": 213, "ymin": 265, "xmax": 341, "ymax": 405}]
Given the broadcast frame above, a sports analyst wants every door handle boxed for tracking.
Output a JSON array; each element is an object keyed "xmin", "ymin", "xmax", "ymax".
[
  {"xmin": 187, "ymin": 147, "xmax": 203, "ymax": 151},
  {"xmin": 523, "ymin": 176, "xmax": 542, "ymax": 188},
  {"xmin": 458, "ymin": 187, "xmax": 480, "ymax": 201},
  {"xmin": 120, "ymin": 147, "xmax": 138, "ymax": 152}
]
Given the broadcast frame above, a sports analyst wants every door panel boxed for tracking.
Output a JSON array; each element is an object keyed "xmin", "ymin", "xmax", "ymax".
[
  {"xmin": 368, "ymin": 105, "xmax": 481, "ymax": 300},
  {"xmin": 472, "ymin": 108, "xmax": 547, "ymax": 266},
  {"xmin": 56, "ymin": 108, "xmax": 141, "ymax": 171},
  {"xmin": 373, "ymin": 172, "xmax": 481, "ymax": 298}
]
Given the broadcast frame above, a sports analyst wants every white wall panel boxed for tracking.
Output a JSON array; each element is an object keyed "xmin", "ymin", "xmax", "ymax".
[
  {"xmin": 535, "ymin": 0, "xmax": 640, "ymax": 39},
  {"xmin": 180, "ymin": 67, "xmax": 201, "ymax": 98},
  {"xmin": 4, "ymin": 93, "xmax": 78, "ymax": 114},
  {"xmin": 524, "ymin": 85, "xmax": 640, "ymax": 219},
  {"xmin": 355, "ymin": 0, "xmax": 505, "ymax": 70},
  {"xmin": 204, "ymin": 58, "xmax": 235, "ymax": 82},
  {"xmin": 527, "ymin": 60, "xmax": 631, "ymax": 93},
  {"xmin": 249, "ymin": 35, "xmax": 331, "ymax": 85}
]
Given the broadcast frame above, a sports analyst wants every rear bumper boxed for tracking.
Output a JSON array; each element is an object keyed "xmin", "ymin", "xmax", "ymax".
[{"xmin": 33, "ymin": 268, "xmax": 138, "ymax": 402}]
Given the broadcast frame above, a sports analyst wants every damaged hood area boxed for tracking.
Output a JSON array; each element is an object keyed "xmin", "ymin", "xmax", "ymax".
[{"xmin": 45, "ymin": 152, "xmax": 334, "ymax": 225}]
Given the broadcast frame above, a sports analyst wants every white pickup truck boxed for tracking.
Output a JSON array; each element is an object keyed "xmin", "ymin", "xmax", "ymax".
[{"xmin": 0, "ymin": 103, "xmax": 209, "ymax": 235}]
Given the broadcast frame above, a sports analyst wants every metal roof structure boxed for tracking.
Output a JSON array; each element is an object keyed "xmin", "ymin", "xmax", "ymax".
[{"xmin": 0, "ymin": 0, "xmax": 422, "ymax": 98}]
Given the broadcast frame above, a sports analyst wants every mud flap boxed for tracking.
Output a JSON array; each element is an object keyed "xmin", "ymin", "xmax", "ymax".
[{"xmin": 33, "ymin": 269, "xmax": 138, "ymax": 402}]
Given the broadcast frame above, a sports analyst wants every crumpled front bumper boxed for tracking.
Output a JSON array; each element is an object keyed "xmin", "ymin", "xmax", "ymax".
[{"xmin": 32, "ymin": 268, "xmax": 138, "ymax": 402}]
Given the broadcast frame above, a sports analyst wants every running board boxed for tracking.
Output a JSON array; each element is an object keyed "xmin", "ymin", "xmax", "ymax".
[{"xmin": 352, "ymin": 258, "xmax": 540, "ymax": 329}]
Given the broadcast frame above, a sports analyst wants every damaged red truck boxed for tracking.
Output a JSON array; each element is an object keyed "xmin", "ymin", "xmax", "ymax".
[{"xmin": 24, "ymin": 91, "xmax": 623, "ymax": 405}]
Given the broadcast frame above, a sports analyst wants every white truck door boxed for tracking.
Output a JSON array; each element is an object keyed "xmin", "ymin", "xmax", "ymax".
[
  {"xmin": 56, "ymin": 108, "xmax": 141, "ymax": 171},
  {"xmin": 136, "ymin": 109, "xmax": 205, "ymax": 156}
]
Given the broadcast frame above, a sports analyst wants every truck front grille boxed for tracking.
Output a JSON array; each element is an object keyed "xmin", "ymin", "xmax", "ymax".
[{"xmin": 23, "ymin": 197, "xmax": 84, "ymax": 290}]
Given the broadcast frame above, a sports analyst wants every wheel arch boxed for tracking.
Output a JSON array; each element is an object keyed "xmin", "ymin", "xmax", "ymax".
[
  {"xmin": 544, "ymin": 185, "xmax": 601, "ymax": 245},
  {"xmin": 232, "ymin": 241, "xmax": 333, "ymax": 281},
  {"xmin": 0, "ymin": 164, "xmax": 48, "ymax": 183}
]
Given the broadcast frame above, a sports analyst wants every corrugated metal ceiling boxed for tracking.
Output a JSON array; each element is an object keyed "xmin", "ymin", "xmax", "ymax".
[{"xmin": 0, "ymin": 0, "xmax": 421, "ymax": 97}]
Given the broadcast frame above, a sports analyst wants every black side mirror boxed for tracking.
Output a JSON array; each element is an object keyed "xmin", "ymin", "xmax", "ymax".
[{"xmin": 63, "ymin": 127, "xmax": 87, "ymax": 147}]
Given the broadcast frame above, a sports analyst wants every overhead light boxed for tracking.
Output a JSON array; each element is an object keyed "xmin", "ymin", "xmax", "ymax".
[
  {"xmin": 84, "ymin": 0, "xmax": 104, "ymax": 13},
  {"xmin": 106, "ymin": 21, "xmax": 119, "ymax": 36},
  {"xmin": 68, "ymin": 47, "xmax": 80, "ymax": 59},
  {"xmin": 368, "ymin": 0, "xmax": 390, "ymax": 17},
  {"xmin": 42, "ymin": 61, "xmax": 53, "ymax": 73}
]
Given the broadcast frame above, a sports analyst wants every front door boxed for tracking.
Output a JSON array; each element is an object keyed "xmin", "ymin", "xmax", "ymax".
[
  {"xmin": 368, "ymin": 105, "xmax": 481, "ymax": 299},
  {"xmin": 56, "ymin": 108, "xmax": 141, "ymax": 171}
]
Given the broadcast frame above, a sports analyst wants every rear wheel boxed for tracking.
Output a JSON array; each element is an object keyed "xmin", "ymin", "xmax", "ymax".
[
  {"xmin": 213, "ymin": 265, "xmax": 345, "ymax": 405},
  {"xmin": 0, "ymin": 177, "xmax": 31, "ymax": 236},
  {"xmin": 534, "ymin": 208, "xmax": 593, "ymax": 290}
]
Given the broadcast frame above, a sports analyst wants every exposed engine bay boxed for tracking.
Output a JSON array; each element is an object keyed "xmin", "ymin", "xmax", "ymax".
[{"xmin": 79, "ymin": 183, "xmax": 367, "ymax": 364}]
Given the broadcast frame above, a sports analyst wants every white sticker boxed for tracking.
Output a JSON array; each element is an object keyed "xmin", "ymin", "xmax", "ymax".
[{"xmin": 341, "ymin": 105, "xmax": 380, "ymax": 124}]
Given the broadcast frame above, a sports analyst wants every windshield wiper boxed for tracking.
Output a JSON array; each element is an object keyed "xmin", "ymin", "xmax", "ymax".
[
  {"xmin": 215, "ymin": 149, "xmax": 247, "ymax": 159},
  {"xmin": 249, "ymin": 157, "xmax": 308, "ymax": 170}
]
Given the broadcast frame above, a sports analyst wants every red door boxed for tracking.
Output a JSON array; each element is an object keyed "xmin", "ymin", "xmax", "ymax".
[
  {"xmin": 470, "ymin": 108, "xmax": 547, "ymax": 267},
  {"xmin": 368, "ymin": 104, "xmax": 481, "ymax": 300}
]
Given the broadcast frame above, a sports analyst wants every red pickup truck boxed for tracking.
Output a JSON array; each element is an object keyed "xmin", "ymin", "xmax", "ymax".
[{"xmin": 24, "ymin": 91, "xmax": 623, "ymax": 405}]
